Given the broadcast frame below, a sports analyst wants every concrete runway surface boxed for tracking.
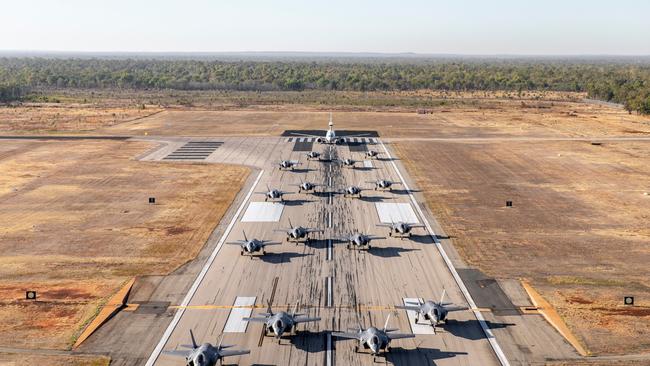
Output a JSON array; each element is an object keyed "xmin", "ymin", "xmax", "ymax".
[
  {"xmin": 80, "ymin": 136, "xmax": 578, "ymax": 366},
  {"xmin": 139, "ymin": 136, "xmax": 501, "ymax": 366}
]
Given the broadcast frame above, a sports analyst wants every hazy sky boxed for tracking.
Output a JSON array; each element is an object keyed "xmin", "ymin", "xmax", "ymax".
[{"xmin": 1, "ymin": 0, "xmax": 649, "ymax": 55}]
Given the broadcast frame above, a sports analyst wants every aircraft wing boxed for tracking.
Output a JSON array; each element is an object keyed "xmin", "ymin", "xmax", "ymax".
[
  {"xmin": 162, "ymin": 350, "xmax": 188, "ymax": 358},
  {"xmin": 306, "ymin": 228, "xmax": 324, "ymax": 233},
  {"xmin": 387, "ymin": 332, "xmax": 416, "ymax": 340},
  {"xmin": 219, "ymin": 349, "xmax": 251, "ymax": 358},
  {"xmin": 289, "ymin": 132, "xmax": 323, "ymax": 138},
  {"xmin": 408, "ymin": 223, "xmax": 426, "ymax": 228},
  {"xmin": 225, "ymin": 241, "xmax": 245, "ymax": 245},
  {"xmin": 294, "ymin": 316, "xmax": 321, "ymax": 323},
  {"xmin": 242, "ymin": 316, "xmax": 269, "ymax": 322},
  {"xmin": 394, "ymin": 304, "xmax": 421, "ymax": 312},
  {"xmin": 444, "ymin": 305, "xmax": 468, "ymax": 312},
  {"xmin": 367, "ymin": 236, "xmax": 387, "ymax": 240},
  {"xmin": 332, "ymin": 331, "xmax": 361, "ymax": 340},
  {"xmin": 341, "ymin": 133, "xmax": 370, "ymax": 138},
  {"xmin": 261, "ymin": 241, "xmax": 282, "ymax": 246}
]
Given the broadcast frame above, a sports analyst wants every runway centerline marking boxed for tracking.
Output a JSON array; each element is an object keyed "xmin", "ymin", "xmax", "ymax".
[
  {"xmin": 326, "ymin": 239, "xmax": 332, "ymax": 261},
  {"xmin": 379, "ymin": 140, "xmax": 510, "ymax": 366},
  {"xmin": 326, "ymin": 332, "xmax": 332, "ymax": 366},
  {"xmin": 325, "ymin": 277, "xmax": 333, "ymax": 307},
  {"xmin": 328, "ymin": 212, "xmax": 332, "ymax": 228},
  {"xmin": 144, "ymin": 169, "xmax": 265, "ymax": 366}
]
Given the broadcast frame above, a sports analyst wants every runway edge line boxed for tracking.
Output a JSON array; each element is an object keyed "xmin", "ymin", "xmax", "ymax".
[
  {"xmin": 145, "ymin": 169, "xmax": 265, "ymax": 366},
  {"xmin": 379, "ymin": 140, "xmax": 510, "ymax": 366}
]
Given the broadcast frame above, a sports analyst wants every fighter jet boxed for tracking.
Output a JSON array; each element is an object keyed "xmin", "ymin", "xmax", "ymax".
[
  {"xmin": 377, "ymin": 221, "xmax": 425, "ymax": 238},
  {"xmin": 395, "ymin": 290, "xmax": 468, "ymax": 332},
  {"xmin": 365, "ymin": 150, "xmax": 381, "ymax": 159},
  {"xmin": 226, "ymin": 231, "xmax": 281, "ymax": 257},
  {"xmin": 336, "ymin": 158, "xmax": 359, "ymax": 168},
  {"xmin": 306, "ymin": 151, "xmax": 321, "ymax": 160},
  {"xmin": 274, "ymin": 219, "xmax": 323, "ymax": 244},
  {"xmin": 278, "ymin": 160, "xmax": 300, "ymax": 170},
  {"xmin": 255, "ymin": 185, "xmax": 292, "ymax": 202},
  {"xmin": 336, "ymin": 232, "xmax": 385, "ymax": 250},
  {"xmin": 332, "ymin": 314, "xmax": 415, "ymax": 360},
  {"xmin": 244, "ymin": 302, "xmax": 321, "ymax": 343},
  {"xmin": 368, "ymin": 179, "xmax": 402, "ymax": 191},
  {"xmin": 341, "ymin": 185, "xmax": 366, "ymax": 198},
  {"xmin": 290, "ymin": 113, "xmax": 369, "ymax": 145},
  {"xmin": 162, "ymin": 329, "xmax": 250, "ymax": 366},
  {"xmin": 291, "ymin": 178, "xmax": 323, "ymax": 193}
]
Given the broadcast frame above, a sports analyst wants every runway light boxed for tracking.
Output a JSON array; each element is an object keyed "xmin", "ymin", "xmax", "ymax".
[
  {"xmin": 149, "ymin": 197, "xmax": 156, "ymax": 204},
  {"xmin": 624, "ymin": 296, "xmax": 634, "ymax": 306},
  {"xmin": 506, "ymin": 200, "xmax": 513, "ymax": 207},
  {"xmin": 25, "ymin": 291, "xmax": 37, "ymax": 300}
]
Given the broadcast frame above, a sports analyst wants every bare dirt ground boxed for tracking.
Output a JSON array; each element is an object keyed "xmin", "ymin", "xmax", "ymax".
[
  {"xmin": 0, "ymin": 140, "xmax": 249, "ymax": 349},
  {"xmin": 0, "ymin": 105, "xmax": 161, "ymax": 133},
  {"xmin": 393, "ymin": 139, "xmax": 650, "ymax": 355},
  {"xmin": 100, "ymin": 100, "xmax": 650, "ymax": 138}
]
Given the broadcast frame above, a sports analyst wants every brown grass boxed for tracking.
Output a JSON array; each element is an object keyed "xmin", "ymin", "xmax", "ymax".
[
  {"xmin": 0, "ymin": 140, "xmax": 249, "ymax": 349},
  {"xmin": 99, "ymin": 100, "xmax": 650, "ymax": 138},
  {"xmin": 0, "ymin": 353, "xmax": 110, "ymax": 366},
  {"xmin": 394, "ymin": 139, "xmax": 650, "ymax": 355},
  {"xmin": 0, "ymin": 105, "xmax": 161, "ymax": 133}
]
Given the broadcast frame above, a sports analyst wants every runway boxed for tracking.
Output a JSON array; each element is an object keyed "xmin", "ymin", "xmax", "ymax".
[{"xmin": 142, "ymin": 137, "xmax": 502, "ymax": 365}]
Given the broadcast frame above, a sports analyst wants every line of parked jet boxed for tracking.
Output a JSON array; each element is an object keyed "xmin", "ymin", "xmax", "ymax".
[{"xmin": 164, "ymin": 115, "xmax": 467, "ymax": 365}]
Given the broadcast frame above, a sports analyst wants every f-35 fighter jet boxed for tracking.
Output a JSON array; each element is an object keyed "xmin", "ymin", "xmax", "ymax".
[
  {"xmin": 332, "ymin": 314, "xmax": 414, "ymax": 360},
  {"xmin": 162, "ymin": 329, "xmax": 250, "ymax": 366},
  {"xmin": 244, "ymin": 302, "xmax": 321, "ymax": 343},
  {"xmin": 226, "ymin": 231, "xmax": 281, "ymax": 257},
  {"xmin": 395, "ymin": 290, "xmax": 468, "ymax": 332}
]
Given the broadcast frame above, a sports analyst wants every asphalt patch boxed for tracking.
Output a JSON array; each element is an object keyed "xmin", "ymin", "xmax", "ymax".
[
  {"xmin": 132, "ymin": 301, "xmax": 171, "ymax": 314},
  {"xmin": 293, "ymin": 141, "xmax": 314, "ymax": 151},
  {"xmin": 348, "ymin": 139, "xmax": 368, "ymax": 152},
  {"xmin": 457, "ymin": 268, "xmax": 520, "ymax": 316}
]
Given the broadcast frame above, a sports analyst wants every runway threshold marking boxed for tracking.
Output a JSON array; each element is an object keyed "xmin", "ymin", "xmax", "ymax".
[
  {"xmin": 144, "ymin": 170, "xmax": 265, "ymax": 366},
  {"xmin": 223, "ymin": 296, "xmax": 256, "ymax": 333},
  {"xmin": 402, "ymin": 298, "xmax": 435, "ymax": 335},
  {"xmin": 379, "ymin": 140, "xmax": 511, "ymax": 366}
]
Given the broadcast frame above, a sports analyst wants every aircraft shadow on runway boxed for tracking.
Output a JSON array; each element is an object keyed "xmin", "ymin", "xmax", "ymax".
[
  {"xmin": 284, "ymin": 330, "xmax": 328, "ymax": 352},
  {"xmin": 366, "ymin": 246, "xmax": 420, "ymax": 258},
  {"xmin": 441, "ymin": 319, "xmax": 515, "ymax": 341},
  {"xmin": 383, "ymin": 346, "xmax": 468, "ymax": 365},
  {"xmin": 389, "ymin": 188, "xmax": 421, "ymax": 195},
  {"xmin": 257, "ymin": 251, "xmax": 312, "ymax": 264},
  {"xmin": 281, "ymin": 199, "xmax": 316, "ymax": 206},
  {"xmin": 357, "ymin": 195, "xmax": 388, "ymax": 203},
  {"xmin": 406, "ymin": 234, "xmax": 436, "ymax": 244},
  {"xmin": 288, "ymin": 168, "xmax": 315, "ymax": 174}
]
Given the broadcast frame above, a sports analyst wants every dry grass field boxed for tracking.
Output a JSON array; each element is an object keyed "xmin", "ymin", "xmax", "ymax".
[
  {"xmin": 0, "ymin": 105, "xmax": 161, "ymax": 133},
  {"xmin": 0, "ymin": 353, "xmax": 109, "ymax": 366},
  {"xmin": 101, "ymin": 100, "xmax": 650, "ymax": 138},
  {"xmin": 0, "ymin": 140, "xmax": 249, "ymax": 349},
  {"xmin": 393, "ymin": 139, "xmax": 650, "ymax": 355}
]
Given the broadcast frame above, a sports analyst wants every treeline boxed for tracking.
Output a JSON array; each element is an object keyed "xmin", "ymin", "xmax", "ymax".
[
  {"xmin": 0, "ymin": 57, "xmax": 649, "ymax": 113},
  {"xmin": 0, "ymin": 83, "xmax": 27, "ymax": 102}
]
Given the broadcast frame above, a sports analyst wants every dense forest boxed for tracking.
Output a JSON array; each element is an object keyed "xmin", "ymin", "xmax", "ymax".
[{"xmin": 1, "ymin": 57, "xmax": 649, "ymax": 113}]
